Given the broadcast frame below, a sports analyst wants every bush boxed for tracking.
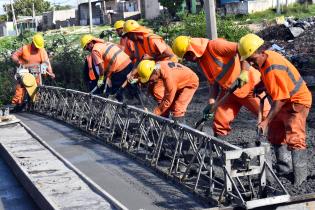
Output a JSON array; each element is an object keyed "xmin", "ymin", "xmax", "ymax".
[
  {"xmin": 0, "ymin": 33, "xmax": 87, "ymax": 105},
  {"xmin": 181, "ymin": 12, "xmax": 252, "ymax": 42}
]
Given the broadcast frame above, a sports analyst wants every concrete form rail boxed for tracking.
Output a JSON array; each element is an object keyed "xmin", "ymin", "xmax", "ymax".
[{"xmin": 0, "ymin": 118, "xmax": 127, "ymax": 210}]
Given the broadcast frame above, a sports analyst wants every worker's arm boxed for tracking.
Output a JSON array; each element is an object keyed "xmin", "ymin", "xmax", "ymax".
[
  {"xmin": 153, "ymin": 70, "xmax": 177, "ymax": 115},
  {"xmin": 92, "ymin": 50, "xmax": 107, "ymax": 87},
  {"xmin": 11, "ymin": 47, "xmax": 23, "ymax": 66},
  {"xmin": 258, "ymin": 100, "xmax": 286, "ymax": 134},
  {"xmin": 258, "ymin": 70, "xmax": 290, "ymax": 134}
]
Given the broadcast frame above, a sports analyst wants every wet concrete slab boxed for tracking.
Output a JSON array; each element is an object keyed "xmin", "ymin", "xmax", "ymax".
[
  {"xmin": 17, "ymin": 113, "xmax": 206, "ymax": 210},
  {"xmin": 0, "ymin": 121, "xmax": 114, "ymax": 210},
  {"xmin": 0, "ymin": 157, "xmax": 38, "ymax": 210}
]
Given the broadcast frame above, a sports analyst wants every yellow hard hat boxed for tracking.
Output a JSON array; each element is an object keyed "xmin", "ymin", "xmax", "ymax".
[
  {"xmin": 123, "ymin": 20, "xmax": 140, "ymax": 34},
  {"xmin": 114, "ymin": 20, "xmax": 125, "ymax": 29},
  {"xmin": 172, "ymin": 36, "xmax": 191, "ymax": 58},
  {"xmin": 137, "ymin": 60, "xmax": 156, "ymax": 83},
  {"xmin": 21, "ymin": 73, "xmax": 38, "ymax": 102},
  {"xmin": 81, "ymin": 34, "xmax": 94, "ymax": 49},
  {"xmin": 32, "ymin": 33, "xmax": 44, "ymax": 49},
  {"xmin": 238, "ymin": 33, "xmax": 264, "ymax": 61}
]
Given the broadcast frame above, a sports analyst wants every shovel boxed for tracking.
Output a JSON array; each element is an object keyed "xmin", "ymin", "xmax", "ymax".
[
  {"xmin": 255, "ymin": 94, "xmax": 268, "ymax": 146},
  {"xmin": 194, "ymin": 80, "xmax": 240, "ymax": 132}
]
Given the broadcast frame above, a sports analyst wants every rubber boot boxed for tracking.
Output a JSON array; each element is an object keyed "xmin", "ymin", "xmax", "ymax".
[
  {"xmin": 274, "ymin": 144, "xmax": 292, "ymax": 175},
  {"xmin": 292, "ymin": 149, "xmax": 308, "ymax": 186}
]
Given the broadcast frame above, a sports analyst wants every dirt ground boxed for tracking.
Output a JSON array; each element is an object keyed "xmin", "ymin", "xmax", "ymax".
[{"xmin": 181, "ymin": 81, "xmax": 315, "ymax": 196}]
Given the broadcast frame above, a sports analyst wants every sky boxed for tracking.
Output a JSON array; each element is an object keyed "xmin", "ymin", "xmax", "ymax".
[{"xmin": 0, "ymin": 0, "xmax": 78, "ymax": 15}]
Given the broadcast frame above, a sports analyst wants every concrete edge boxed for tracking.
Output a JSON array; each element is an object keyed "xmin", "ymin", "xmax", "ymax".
[
  {"xmin": 0, "ymin": 143, "xmax": 60, "ymax": 210},
  {"xmin": 19, "ymin": 120, "xmax": 129, "ymax": 210}
]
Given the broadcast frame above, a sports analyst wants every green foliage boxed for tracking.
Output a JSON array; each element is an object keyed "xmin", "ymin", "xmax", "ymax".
[
  {"xmin": 5, "ymin": 0, "xmax": 51, "ymax": 20},
  {"xmin": 54, "ymin": 5, "xmax": 73, "ymax": 11},
  {"xmin": 182, "ymin": 12, "xmax": 252, "ymax": 42},
  {"xmin": 142, "ymin": 12, "xmax": 185, "ymax": 44},
  {"xmin": 226, "ymin": 4, "xmax": 315, "ymax": 24},
  {"xmin": 158, "ymin": 0, "xmax": 185, "ymax": 16},
  {"xmin": 47, "ymin": 34, "xmax": 86, "ymax": 90}
]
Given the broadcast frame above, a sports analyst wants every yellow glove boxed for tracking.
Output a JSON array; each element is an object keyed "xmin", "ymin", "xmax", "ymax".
[
  {"xmin": 238, "ymin": 70, "xmax": 249, "ymax": 87},
  {"xmin": 97, "ymin": 75, "xmax": 105, "ymax": 87}
]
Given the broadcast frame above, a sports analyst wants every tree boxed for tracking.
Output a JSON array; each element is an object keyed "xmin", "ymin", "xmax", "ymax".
[
  {"xmin": 55, "ymin": 5, "xmax": 73, "ymax": 11},
  {"xmin": 159, "ymin": 0, "xmax": 185, "ymax": 16},
  {"xmin": 4, "ymin": 0, "xmax": 51, "ymax": 21}
]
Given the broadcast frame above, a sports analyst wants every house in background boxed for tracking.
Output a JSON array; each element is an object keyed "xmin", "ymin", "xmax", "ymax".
[
  {"xmin": 78, "ymin": 0, "xmax": 160, "ymax": 26},
  {"xmin": 223, "ymin": 0, "xmax": 301, "ymax": 14},
  {"xmin": 16, "ymin": 16, "xmax": 42, "ymax": 33},
  {"xmin": 0, "ymin": 22, "xmax": 16, "ymax": 36},
  {"xmin": 41, "ymin": 9, "xmax": 77, "ymax": 30}
]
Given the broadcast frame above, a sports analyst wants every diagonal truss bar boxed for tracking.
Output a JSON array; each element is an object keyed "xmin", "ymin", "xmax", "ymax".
[{"xmin": 31, "ymin": 86, "xmax": 290, "ymax": 209}]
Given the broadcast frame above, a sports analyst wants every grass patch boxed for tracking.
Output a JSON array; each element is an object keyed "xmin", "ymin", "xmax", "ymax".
[{"xmin": 224, "ymin": 3, "xmax": 315, "ymax": 23}]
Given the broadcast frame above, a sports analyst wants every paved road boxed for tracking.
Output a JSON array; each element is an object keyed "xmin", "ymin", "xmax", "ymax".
[
  {"xmin": 0, "ymin": 157, "xmax": 38, "ymax": 210},
  {"xmin": 17, "ymin": 113, "xmax": 207, "ymax": 210}
]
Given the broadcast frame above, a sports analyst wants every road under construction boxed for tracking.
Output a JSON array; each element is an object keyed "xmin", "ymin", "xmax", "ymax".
[{"xmin": 1, "ymin": 85, "xmax": 315, "ymax": 210}]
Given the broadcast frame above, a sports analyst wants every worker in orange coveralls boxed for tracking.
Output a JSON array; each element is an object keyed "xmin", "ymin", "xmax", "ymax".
[
  {"xmin": 11, "ymin": 33, "xmax": 55, "ymax": 106},
  {"xmin": 136, "ymin": 60, "xmax": 199, "ymax": 123},
  {"xmin": 81, "ymin": 34, "xmax": 132, "ymax": 101},
  {"xmin": 172, "ymin": 36, "xmax": 270, "ymax": 138},
  {"xmin": 239, "ymin": 33, "xmax": 312, "ymax": 186},
  {"xmin": 122, "ymin": 20, "xmax": 178, "ymax": 79},
  {"xmin": 113, "ymin": 20, "xmax": 138, "ymax": 65}
]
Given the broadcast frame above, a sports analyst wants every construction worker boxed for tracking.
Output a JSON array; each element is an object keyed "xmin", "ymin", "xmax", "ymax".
[
  {"xmin": 83, "ymin": 54, "xmax": 102, "ymax": 93},
  {"xmin": 81, "ymin": 34, "xmax": 133, "ymax": 101},
  {"xmin": 238, "ymin": 33, "xmax": 312, "ymax": 186},
  {"xmin": 137, "ymin": 60, "xmax": 199, "ymax": 122},
  {"xmin": 172, "ymin": 36, "xmax": 270, "ymax": 138},
  {"xmin": 113, "ymin": 20, "xmax": 138, "ymax": 65},
  {"xmin": 11, "ymin": 33, "xmax": 55, "ymax": 107},
  {"xmin": 114, "ymin": 20, "xmax": 127, "ymax": 49},
  {"xmin": 123, "ymin": 20, "xmax": 178, "ymax": 77}
]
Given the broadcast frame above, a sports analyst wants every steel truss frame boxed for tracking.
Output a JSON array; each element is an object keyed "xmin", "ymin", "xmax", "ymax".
[{"xmin": 31, "ymin": 86, "xmax": 290, "ymax": 209}]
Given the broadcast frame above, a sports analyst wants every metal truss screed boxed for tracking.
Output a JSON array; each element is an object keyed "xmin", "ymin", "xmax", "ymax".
[{"xmin": 30, "ymin": 86, "xmax": 291, "ymax": 209}]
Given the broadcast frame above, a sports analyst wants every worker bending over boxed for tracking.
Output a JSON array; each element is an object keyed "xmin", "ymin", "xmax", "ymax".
[
  {"xmin": 11, "ymin": 33, "xmax": 55, "ymax": 107},
  {"xmin": 114, "ymin": 20, "xmax": 138, "ymax": 65},
  {"xmin": 81, "ymin": 34, "xmax": 132, "ymax": 101},
  {"xmin": 137, "ymin": 60, "xmax": 199, "ymax": 122},
  {"xmin": 172, "ymin": 36, "xmax": 270, "ymax": 138},
  {"xmin": 239, "ymin": 33, "xmax": 312, "ymax": 186}
]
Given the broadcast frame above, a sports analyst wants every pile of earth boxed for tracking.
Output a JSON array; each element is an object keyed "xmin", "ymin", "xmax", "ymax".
[{"xmin": 257, "ymin": 17, "xmax": 315, "ymax": 81}]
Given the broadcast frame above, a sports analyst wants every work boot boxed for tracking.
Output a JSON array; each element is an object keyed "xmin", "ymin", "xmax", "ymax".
[
  {"xmin": 274, "ymin": 144, "xmax": 292, "ymax": 175},
  {"xmin": 292, "ymin": 149, "xmax": 308, "ymax": 186}
]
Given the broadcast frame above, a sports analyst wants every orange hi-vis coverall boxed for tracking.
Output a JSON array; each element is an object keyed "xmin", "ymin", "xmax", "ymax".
[
  {"xmin": 119, "ymin": 36, "xmax": 137, "ymax": 64},
  {"xmin": 128, "ymin": 28, "xmax": 178, "ymax": 63},
  {"xmin": 11, "ymin": 44, "xmax": 53, "ymax": 105},
  {"xmin": 92, "ymin": 41, "xmax": 131, "ymax": 78},
  {"xmin": 187, "ymin": 38, "xmax": 270, "ymax": 136},
  {"xmin": 151, "ymin": 61, "xmax": 199, "ymax": 117},
  {"xmin": 260, "ymin": 51, "xmax": 312, "ymax": 150}
]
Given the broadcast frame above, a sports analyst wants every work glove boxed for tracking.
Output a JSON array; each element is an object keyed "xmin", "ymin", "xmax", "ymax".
[
  {"xmin": 97, "ymin": 75, "xmax": 105, "ymax": 88},
  {"xmin": 202, "ymin": 103, "xmax": 214, "ymax": 119},
  {"xmin": 237, "ymin": 70, "xmax": 249, "ymax": 88}
]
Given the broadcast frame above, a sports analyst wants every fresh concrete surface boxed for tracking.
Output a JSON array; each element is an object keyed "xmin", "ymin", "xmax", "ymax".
[
  {"xmin": 0, "ymin": 157, "xmax": 38, "ymax": 210},
  {"xmin": 17, "ymin": 113, "xmax": 206, "ymax": 210},
  {"xmin": 0, "ymin": 122, "xmax": 113, "ymax": 210}
]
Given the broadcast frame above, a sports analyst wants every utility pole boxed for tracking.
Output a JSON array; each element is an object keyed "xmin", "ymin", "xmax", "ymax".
[
  {"xmin": 10, "ymin": 0, "xmax": 19, "ymax": 35},
  {"xmin": 276, "ymin": 0, "xmax": 281, "ymax": 14},
  {"xmin": 4, "ymin": 4, "xmax": 9, "ymax": 21},
  {"xmin": 32, "ymin": 3, "xmax": 37, "ymax": 32},
  {"xmin": 204, "ymin": 0, "xmax": 217, "ymax": 39},
  {"xmin": 89, "ymin": 0, "xmax": 93, "ymax": 33}
]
